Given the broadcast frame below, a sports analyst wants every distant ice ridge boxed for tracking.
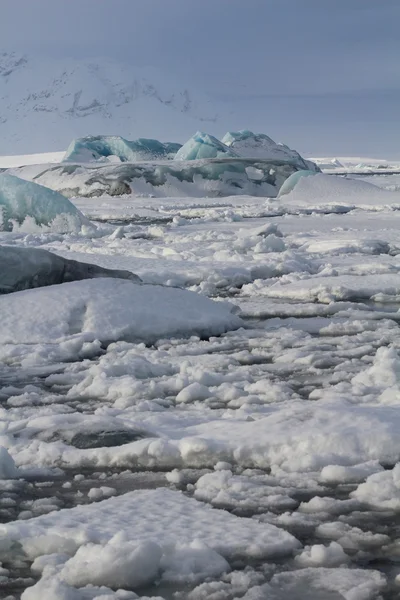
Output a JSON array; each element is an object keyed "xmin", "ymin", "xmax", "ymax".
[
  {"xmin": 0, "ymin": 173, "xmax": 90, "ymax": 233},
  {"xmin": 63, "ymin": 135, "xmax": 182, "ymax": 163}
]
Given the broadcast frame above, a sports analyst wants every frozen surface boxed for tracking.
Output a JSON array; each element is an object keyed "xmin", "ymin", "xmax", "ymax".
[
  {"xmin": 0, "ymin": 173, "xmax": 89, "ymax": 232},
  {"xmin": 2, "ymin": 165, "xmax": 400, "ymax": 598}
]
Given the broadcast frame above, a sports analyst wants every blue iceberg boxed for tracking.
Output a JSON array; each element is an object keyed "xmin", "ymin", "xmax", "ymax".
[
  {"xmin": 63, "ymin": 135, "xmax": 182, "ymax": 163},
  {"xmin": 175, "ymin": 132, "xmax": 238, "ymax": 161},
  {"xmin": 222, "ymin": 130, "xmax": 319, "ymax": 172},
  {"xmin": 278, "ymin": 170, "xmax": 318, "ymax": 197},
  {"xmin": 0, "ymin": 173, "xmax": 90, "ymax": 232}
]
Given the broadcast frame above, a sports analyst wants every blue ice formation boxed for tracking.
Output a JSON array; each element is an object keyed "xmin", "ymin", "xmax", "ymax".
[
  {"xmin": 278, "ymin": 170, "xmax": 318, "ymax": 197},
  {"xmin": 175, "ymin": 132, "xmax": 238, "ymax": 161},
  {"xmin": 0, "ymin": 173, "xmax": 89, "ymax": 232},
  {"xmin": 222, "ymin": 130, "xmax": 319, "ymax": 172},
  {"xmin": 63, "ymin": 135, "xmax": 182, "ymax": 163}
]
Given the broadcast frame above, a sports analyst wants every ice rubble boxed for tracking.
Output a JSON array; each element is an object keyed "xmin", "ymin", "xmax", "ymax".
[
  {"xmin": 222, "ymin": 130, "xmax": 319, "ymax": 172},
  {"xmin": 0, "ymin": 246, "xmax": 141, "ymax": 294},
  {"xmin": 0, "ymin": 277, "xmax": 243, "ymax": 345},
  {"xmin": 277, "ymin": 169, "xmax": 318, "ymax": 197},
  {"xmin": 63, "ymin": 135, "xmax": 181, "ymax": 163},
  {"xmin": 0, "ymin": 172, "xmax": 89, "ymax": 232},
  {"xmin": 175, "ymin": 131, "xmax": 238, "ymax": 160}
]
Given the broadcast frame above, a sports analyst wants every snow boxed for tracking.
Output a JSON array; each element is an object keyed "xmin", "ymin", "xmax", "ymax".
[
  {"xmin": 175, "ymin": 132, "xmax": 238, "ymax": 160},
  {"xmin": 0, "ymin": 173, "xmax": 90, "ymax": 233}
]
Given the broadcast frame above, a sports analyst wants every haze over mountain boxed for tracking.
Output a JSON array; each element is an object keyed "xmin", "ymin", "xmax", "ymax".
[{"xmin": 0, "ymin": 0, "xmax": 400, "ymax": 156}]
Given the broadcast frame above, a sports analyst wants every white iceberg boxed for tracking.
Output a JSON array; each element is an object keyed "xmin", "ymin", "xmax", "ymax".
[
  {"xmin": 0, "ymin": 173, "xmax": 89, "ymax": 232},
  {"xmin": 0, "ymin": 277, "xmax": 243, "ymax": 346},
  {"xmin": 222, "ymin": 130, "xmax": 319, "ymax": 171},
  {"xmin": 175, "ymin": 131, "xmax": 238, "ymax": 160},
  {"xmin": 0, "ymin": 246, "xmax": 141, "ymax": 294}
]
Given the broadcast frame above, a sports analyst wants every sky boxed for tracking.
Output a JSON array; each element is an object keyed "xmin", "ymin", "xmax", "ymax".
[{"xmin": 1, "ymin": 0, "xmax": 400, "ymax": 156}]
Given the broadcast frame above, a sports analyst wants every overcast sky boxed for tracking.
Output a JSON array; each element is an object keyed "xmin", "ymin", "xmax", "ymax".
[{"xmin": 1, "ymin": 0, "xmax": 400, "ymax": 155}]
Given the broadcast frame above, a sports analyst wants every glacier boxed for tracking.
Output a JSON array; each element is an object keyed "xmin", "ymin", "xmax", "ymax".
[
  {"xmin": 222, "ymin": 130, "xmax": 319, "ymax": 172},
  {"xmin": 63, "ymin": 135, "xmax": 182, "ymax": 163},
  {"xmin": 175, "ymin": 131, "xmax": 238, "ymax": 160},
  {"xmin": 0, "ymin": 246, "xmax": 141, "ymax": 294},
  {"xmin": 0, "ymin": 173, "xmax": 90, "ymax": 232}
]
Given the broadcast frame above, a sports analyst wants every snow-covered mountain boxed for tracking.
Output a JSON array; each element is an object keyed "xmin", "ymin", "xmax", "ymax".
[{"xmin": 0, "ymin": 52, "xmax": 225, "ymax": 154}]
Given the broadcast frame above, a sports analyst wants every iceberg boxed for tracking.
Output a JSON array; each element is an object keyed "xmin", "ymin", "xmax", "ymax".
[
  {"xmin": 25, "ymin": 158, "xmax": 299, "ymax": 199},
  {"xmin": 278, "ymin": 169, "xmax": 318, "ymax": 197},
  {"xmin": 0, "ymin": 173, "xmax": 89, "ymax": 232},
  {"xmin": 175, "ymin": 131, "xmax": 238, "ymax": 160},
  {"xmin": 0, "ymin": 246, "xmax": 141, "ymax": 294},
  {"xmin": 222, "ymin": 130, "xmax": 319, "ymax": 172},
  {"xmin": 63, "ymin": 135, "xmax": 181, "ymax": 163}
]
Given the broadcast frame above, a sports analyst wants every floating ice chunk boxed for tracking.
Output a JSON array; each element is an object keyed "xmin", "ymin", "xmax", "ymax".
[
  {"xmin": 278, "ymin": 169, "xmax": 318, "ymax": 197},
  {"xmin": 175, "ymin": 131, "xmax": 238, "ymax": 160},
  {"xmin": 222, "ymin": 130, "xmax": 319, "ymax": 172},
  {"xmin": 0, "ymin": 278, "xmax": 243, "ymax": 346},
  {"xmin": 0, "ymin": 173, "xmax": 89, "ymax": 232},
  {"xmin": 1, "ymin": 489, "xmax": 300, "ymax": 567},
  {"xmin": 61, "ymin": 537, "xmax": 162, "ymax": 589},
  {"xmin": 320, "ymin": 461, "xmax": 384, "ymax": 484},
  {"xmin": 176, "ymin": 382, "xmax": 211, "ymax": 404},
  {"xmin": 351, "ymin": 463, "xmax": 400, "ymax": 510},
  {"xmin": 160, "ymin": 540, "xmax": 230, "ymax": 582},
  {"xmin": 0, "ymin": 446, "xmax": 19, "ymax": 479},
  {"xmin": 294, "ymin": 542, "xmax": 350, "ymax": 567},
  {"xmin": 251, "ymin": 567, "xmax": 387, "ymax": 600},
  {"xmin": 0, "ymin": 246, "xmax": 141, "ymax": 294},
  {"xmin": 63, "ymin": 135, "xmax": 181, "ymax": 163}
]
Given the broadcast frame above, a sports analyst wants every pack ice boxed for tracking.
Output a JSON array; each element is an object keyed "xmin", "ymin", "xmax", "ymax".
[
  {"xmin": 0, "ymin": 246, "xmax": 141, "ymax": 294},
  {"xmin": 63, "ymin": 135, "xmax": 182, "ymax": 163},
  {"xmin": 0, "ymin": 173, "xmax": 89, "ymax": 232}
]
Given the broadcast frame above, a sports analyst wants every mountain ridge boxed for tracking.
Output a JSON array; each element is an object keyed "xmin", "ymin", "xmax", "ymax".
[{"xmin": 0, "ymin": 52, "xmax": 223, "ymax": 154}]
